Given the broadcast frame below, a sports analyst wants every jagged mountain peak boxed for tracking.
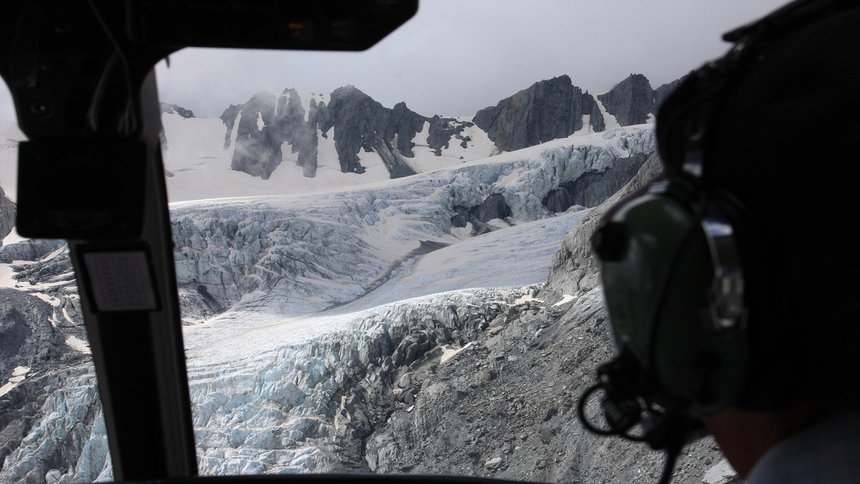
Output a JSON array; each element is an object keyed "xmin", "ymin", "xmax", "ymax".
[
  {"xmin": 392, "ymin": 101, "xmax": 417, "ymax": 114},
  {"xmin": 252, "ymin": 90, "xmax": 275, "ymax": 99},
  {"xmin": 159, "ymin": 103, "xmax": 196, "ymax": 119},
  {"xmin": 330, "ymin": 84, "xmax": 368, "ymax": 99},
  {"xmin": 598, "ymin": 73, "xmax": 655, "ymax": 126},
  {"xmin": 473, "ymin": 74, "xmax": 605, "ymax": 151}
]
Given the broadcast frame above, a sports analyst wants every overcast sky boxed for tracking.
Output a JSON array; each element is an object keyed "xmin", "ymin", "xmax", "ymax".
[{"xmin": 2, "ymin": 0, "xmax": 787, "ymax": 125}]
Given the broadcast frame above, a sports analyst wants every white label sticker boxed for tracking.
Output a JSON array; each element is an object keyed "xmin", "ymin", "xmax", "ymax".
[{"xmin": 83, "ymin": 251, "xmax": 158, "ymax": 312}]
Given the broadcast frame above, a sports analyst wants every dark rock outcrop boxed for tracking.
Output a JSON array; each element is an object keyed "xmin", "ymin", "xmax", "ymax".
[
  {"xmin": 473, "ymin": 75, "xmax": 605, "ymax": 152},
  {"xmin": 470, "ymin": 193, "xmax": 511, "ymax": 223},
  {"xmin": 597, "ymin": 73, "xmax": 655, "ymax": 126},
  {"xmin": 371, "ymin": 135, "xmax": 417, "ymax": 179},
  {"xmin": 451, "ymin": 193, "xmax": 512, "ymax": 235},
  {"xmin": 276, "ymin": 89, "xmax": 321, "ymax": 178},
  {"xmin": 0, "ymin": 239, "xmax": 64, "ymax": 263},
  {"xmin": 581, "ymin": 92, "xmax": 605, "ymax": 132},
  {"xmin": 159, "ymin": 103, "xmax": 195, "ymax": 119},
  {"xmin": 542, "ymin": 152, "xmax": 650, "ymax": 212},
  {"xmin": 0, "ymin": 289, "xmax": 60, "ymax": 382},
  {"xmin": 427, "ymin": 116, "xmax": 475, "ymax": 155},
  {"xmin": 223, "ymin": 87, "xmax": 427, "ymax": 179},
  {"xmin": 221, "ymin": 90, "xmax": 324, "ymax": 179},
  {"xmin": 317, "ymin": 87, "xmax": 427, "ymax": 174},
  {"xmin": 226, "ymin": 92, "xmax": 281, "ymax": 179},
  {"xmin": 219, "ymin": 104, "xmax": 242, "ymax": 149},
  {"xmin": 0, "ymin": 185, "xmax": 15, "ymax": 243}
]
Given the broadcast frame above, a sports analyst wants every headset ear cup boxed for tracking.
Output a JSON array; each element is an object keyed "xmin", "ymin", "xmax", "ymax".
[{"xmin": 598, "ymin": 181, "xmax": 750, "ymax": 416}]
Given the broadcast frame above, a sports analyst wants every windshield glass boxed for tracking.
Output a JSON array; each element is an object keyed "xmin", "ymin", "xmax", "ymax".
[{"xmin": 1, "ymin": 1, "xmax": 785, "ymax": 482}]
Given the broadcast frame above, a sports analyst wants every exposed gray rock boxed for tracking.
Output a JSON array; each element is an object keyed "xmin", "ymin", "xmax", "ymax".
[
  {"xmin": 222, "ymin": 88, "xmax": 323, "ymax": 179},
  {"xmin": 470, "ymin": 193, "xmax": 511, "ymax": 222},
  {"xmin": 9, "ymin": 249, "xmax": 75, "ymax": 288},
  {"xmin": 276, "ymin": 89, "xmax": 321, "ymax": 177},
  {"xmin": 317, "ymin": 87, "xmax": 427, "ymax": 174},
  {"xmin": 473, "ymin": 75, "xmax": 606, "ymax": 151},
  {"xmin": 219, "ymin": 103, "xmax": 242, "ymax": 149},
  {"xmin": 372, "ymin": 135, "xmax": 417, "ymax": 179},
  {"xmin": 0, "ymin": 185, "xmax": 15, "ymax": 242},
  {"xmin": 159, "ymin": 103, "xmax": 195, "ymax": 119},
  {"xmin": 598, "ymin": 73, "xmax": 655, "ymax": 126},
  {"xmin": 581, "ymin": 90, "xmax": 605, "ymax": 132},
  {"xmin": 450, "ymin": 193, "xmax": 513, "ymax": 235},
  {"xmin": 655, "ymin": 76, "xmax": 686, "ymax": 109},
  {"xmin": 0, "ymin": 289, "xmax": 60, "ymax": 384},
  {"xmin": 542, "ymin": 152, "xmax": 649, "ymax": 211},
  {"xmin": 385, "ymin": 102, "xmax": 427, "ymax": 158},
  {"xmin": 227, "ymin": 92, "xmax": 281, "ymax": 179},
  {"xmin": 0, "ymin": 238, "xmax": 64, "ymax": 263},
  {"xmin": 360, "ymin": 286, "xmax": 724, "ymax": 483},
  {"xmin": 223, "ymin": 87, "xmax": 428, "ymax": 179},
  {"xmin": 427, "ymin": 116, "xmax": 475, "ymax": 155},
  {"xmin": 0, "ymin": 282, "xmax": 92, "ymax": 480}
]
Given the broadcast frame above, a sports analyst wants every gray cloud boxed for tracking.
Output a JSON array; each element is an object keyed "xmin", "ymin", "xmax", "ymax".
[
  {"xmin": 2, "ymin": 1, "xmax": 788, "ymax": 125},
  {"xmin": 154, "ymin": 0, "xmax": 787, "ymax": 118}
]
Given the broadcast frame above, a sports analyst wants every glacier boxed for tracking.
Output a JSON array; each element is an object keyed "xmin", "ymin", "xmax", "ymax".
[
  {"xmin": 0, "ymin": 124, "xmax": 667, "ymax": 482},
  {"xmin": 169, "ymin": 126, "xmax": 655, "ymax": 326}
]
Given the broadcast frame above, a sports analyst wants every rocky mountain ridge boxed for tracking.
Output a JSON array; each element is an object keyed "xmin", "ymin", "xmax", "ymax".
[
  {"xmin": 474, "ymin": 75, "xmax": 605, "ymax": 151},
  {"xmin": 210, "ymin": 73, "xmax": 675, "ymax": 182}
]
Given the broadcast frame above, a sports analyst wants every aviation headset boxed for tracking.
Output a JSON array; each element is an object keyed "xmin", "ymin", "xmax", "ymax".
[{"xmin": 577, "ymin": 0, "xmax": 860, "ymax": 481}]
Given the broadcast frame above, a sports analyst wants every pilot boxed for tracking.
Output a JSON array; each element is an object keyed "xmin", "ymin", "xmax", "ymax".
[{"xmin": 579, "ymin": 1, "xmax": 860, "ymax": 482}]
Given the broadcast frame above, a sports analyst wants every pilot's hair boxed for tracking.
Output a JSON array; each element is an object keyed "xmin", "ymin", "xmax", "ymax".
[{"xmin": 707, "ymin": 5, "xmax": 860, "ymax": 407}]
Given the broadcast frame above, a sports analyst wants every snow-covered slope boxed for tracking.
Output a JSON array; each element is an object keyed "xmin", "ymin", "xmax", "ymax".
[{"xmin": 160, "ymin": 107, "xmax": 500, "ymax": 203}]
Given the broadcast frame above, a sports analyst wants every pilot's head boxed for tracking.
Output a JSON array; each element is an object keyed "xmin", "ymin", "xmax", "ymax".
[{"xmin": 580, "ymin": 0, "xmax": 860, "ymax": 480}]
